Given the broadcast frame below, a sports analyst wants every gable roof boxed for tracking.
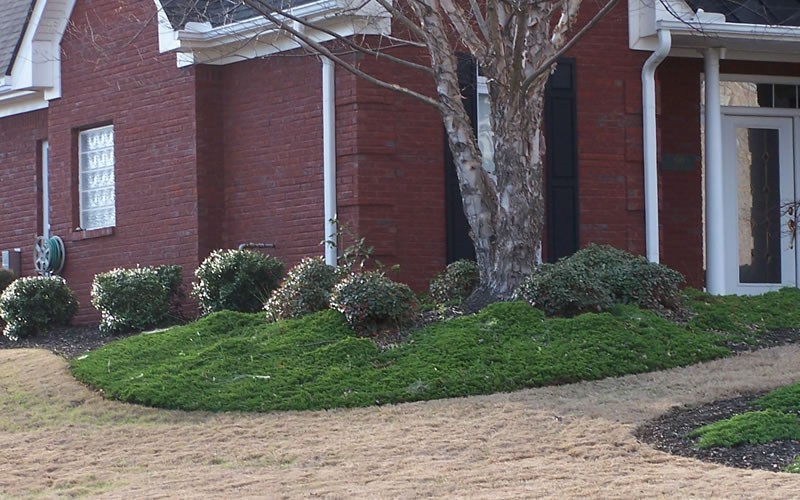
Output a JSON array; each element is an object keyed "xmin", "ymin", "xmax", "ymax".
[
  {"xmin": 685, "ymin": 0, "xmax": 800, "ymax": 26},
  {"xmin": 160, "ymin": 0, "xmax": 317, "ymax": 29},
  {"xmin": 0, "ymin": 0, "xmax": 35, "ymax": 75}
]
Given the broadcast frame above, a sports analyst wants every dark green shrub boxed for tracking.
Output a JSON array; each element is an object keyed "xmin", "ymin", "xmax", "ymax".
[
  {"xmin": 264, "ymin": 257, "xmax": 339, "ymax": 322},
  {"xmin": 330, "ymin": 271, "xmax": 417, "ymax": 336},
  {"xmin": 0, "ymin": 268, "xmax": 15, "ymax": 294},
  {"xmin": 516, "ymin": 244, "xmax": 684, "ymax": 317},
  {"xmin": 0, "ymin": 269, "xmax": 15, "ymax": 330},
  {"xmin": 515, "ymin": 260, "xmax": 614, "ymax": 317},
  {"xmin": 0, "ymin": 276, "xmax": 78, "ymax": 341},
  {"xmin": 568, "ymin": 244, "xmax": 684, "ymax": 311},
  {"xmin": 429, "ymin": 259, "xmax": 479, "ymax": 304},
  {"xmin": 193, "ymin": 249, "xmax": 284, "ymax": 314},
  {"xmin": 91, "ymin": 265, "xmax": 183, "ymax": 333}
]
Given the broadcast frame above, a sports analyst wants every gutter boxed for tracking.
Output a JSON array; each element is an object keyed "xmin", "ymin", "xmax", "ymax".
[
  {"xmin": 322, "ymin": 57, "xmax": 337, "ymax": 266},
  {"xmin": 641, "ymin": 29, "xmax": 671, "ymax": 264}
]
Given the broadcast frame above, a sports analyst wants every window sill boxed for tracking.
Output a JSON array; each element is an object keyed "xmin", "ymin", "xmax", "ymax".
[{"xmin": 72, "ymin": 227, "xmax": 114, "ymax": 240}]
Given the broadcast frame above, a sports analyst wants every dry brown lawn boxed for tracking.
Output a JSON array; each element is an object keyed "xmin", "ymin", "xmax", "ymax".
[{"xmin": 2, "ymin": 347, "xmax": 800, "ymax": 498}]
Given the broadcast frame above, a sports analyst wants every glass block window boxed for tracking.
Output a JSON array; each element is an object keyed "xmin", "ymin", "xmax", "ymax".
[{"xmin": 78, "ymin": 125, "xmax": 116, "ymax": 230}]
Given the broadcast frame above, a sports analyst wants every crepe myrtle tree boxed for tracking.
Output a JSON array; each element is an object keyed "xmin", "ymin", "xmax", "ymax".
[{"xmin": 236, "ymin": 0, "xmax": 618, "ymax": 302}]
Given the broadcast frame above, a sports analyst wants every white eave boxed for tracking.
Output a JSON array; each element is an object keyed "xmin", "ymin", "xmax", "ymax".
[
  {"xmin": 155, "ymin": 0, "xmax": 391, "ymax": 67},
  {"xmin": 0, "ymin": 0, "xmax": 76, "ymax": 118},
  {"xmin": 629, "ymin": 0, "xmax": 800, "ymax": 62}
]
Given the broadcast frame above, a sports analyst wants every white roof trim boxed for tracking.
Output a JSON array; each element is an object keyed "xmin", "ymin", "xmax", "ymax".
[
  {"xmin": 155, "ymin": 0, "xmax": 391, "ymax": 67},
  {"xmin": 0, "ymin": 0, "xmax": 77, "ymax": 118},
  {"xmin": 630, "ymin": 0, "xmax": 800, "ymax": 62}
]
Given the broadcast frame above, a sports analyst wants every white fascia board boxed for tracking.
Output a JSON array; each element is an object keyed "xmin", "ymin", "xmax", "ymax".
[
  {"xmin": 630, "ymin": 0, "xmax": 800, "ymax": 61},
  {"xmin": 657, "ymin": 19, "xmax": 800, "ymax": 42},
  {"xmin": 0, "ymin": 89, "xmax": 49, "ymax": 118},
  {"xmin": 0, "ymin": 0, "xmax": 77, "ymax": 116},
  {"xmin": 176, "ymin": 0, "xmax": 341, "ymax": 46},
  {"xmin": 178, "ymin": 15, "xmax": 387, "ymax": 66},
  {"xmin": 160, "ymin": 0, "xmax": 390, "ymax": 67},
  {"xmin": 153, "ymin": 0, "xmax": 181, "ymax": 53}
]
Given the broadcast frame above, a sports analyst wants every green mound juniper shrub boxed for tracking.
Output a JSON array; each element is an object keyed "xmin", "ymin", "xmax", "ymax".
[
  {"xmin": 264, "ymin": 256, "xmax": 340, "ymax": 322},
  {"xmin": 689, "ymin": 410, "xmax": 800, "ymax": 448},
  {"xmin": 0, "ymin": 276, "xmax": 78, "ymax": 341},
  {"xmin": 91, "ymin": 265, "xmax": 183, "ymax": 333},
  {"xmin": 686, "ymin": 377, "xmax": 800, "ymax": 461},
  {"xmin": 516, "ymin": 244, "xmax": 684, "ymax": 317},
  {"xmin": 193, "ymin": 249, "xmax": 284, "ymax": 314},
  {"xmin": 69, "ymin": 301, "xmax": 730, "ymax": 413},
  {"xmin": 330, "ymin": 271, "xmax": 417, "ymax": 336},
  {"xmin": 429, "ymin": 259, "xmax": 479, "ymax": 305}
]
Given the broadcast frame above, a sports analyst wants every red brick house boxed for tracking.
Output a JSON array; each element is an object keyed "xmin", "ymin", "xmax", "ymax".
[{"xmin": 2, "ymin": 0, "xmax": 799, "ymax": 322}]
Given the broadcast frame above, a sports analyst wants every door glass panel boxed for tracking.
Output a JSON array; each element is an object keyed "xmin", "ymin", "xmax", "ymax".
[
  {"xmin": 774, "ymin": 84, "xmax": 798, "ymax": 109},
  {"xmin": 736, "ymin": 127, "xmax": 782, "ymax": 284}
]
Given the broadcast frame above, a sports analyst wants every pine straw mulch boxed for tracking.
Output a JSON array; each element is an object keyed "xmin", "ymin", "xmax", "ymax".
[{"xmin": 1, "ymin": 318, "xmax": 800, "ymax": 474}]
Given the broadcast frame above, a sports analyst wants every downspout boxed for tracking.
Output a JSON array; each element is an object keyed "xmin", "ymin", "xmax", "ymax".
[
  {"xmin": 641, "ymin": 29, "xmax": 672, "ymax": 263},
  {"xmin": 322, "ymin": 56, "xmax": 338, "ymax": 266}
]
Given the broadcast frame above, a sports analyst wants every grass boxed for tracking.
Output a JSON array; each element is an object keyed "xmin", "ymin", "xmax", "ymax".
[{"xmin": 71, "ymin": 299, "xmax": 735, "ymax": 413}]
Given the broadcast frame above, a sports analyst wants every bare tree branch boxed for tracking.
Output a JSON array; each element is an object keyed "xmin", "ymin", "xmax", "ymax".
[
  {"xmin": 520, "ymin": 0, "xmax": 620, "ymax": 95},
  {"xmin": 468, "ymin": 0, "xmax": 492, "ymax": 43},
  {"xmin": 244, "ymin": 0, "xmax": 435, "ymax": 74},
  {"xmin": 241, "ymin": 0, "xmax": 444, "ymax": 109},
  {"xmin": 439, "ymin": 0, "xmax": 487, "ymax": 58},
  {"xmin": 371, "ymin": 0, "xmax": 428, "ymax": 40}
]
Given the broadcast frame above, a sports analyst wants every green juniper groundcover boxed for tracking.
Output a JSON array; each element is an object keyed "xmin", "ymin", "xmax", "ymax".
[{"xmin": 70, "ymin": 288, "xmax": 800, "ymax": 414}]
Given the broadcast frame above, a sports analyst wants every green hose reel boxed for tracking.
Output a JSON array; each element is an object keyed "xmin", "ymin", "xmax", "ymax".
[{"xmin": 34, "ymin": 235, "xmax": 65, "ymax": 276}]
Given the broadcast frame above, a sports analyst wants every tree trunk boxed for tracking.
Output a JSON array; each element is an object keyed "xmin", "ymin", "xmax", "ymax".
[{"xmin": 474, "ymin": 81, "xmax": 547, "ymax": 301}]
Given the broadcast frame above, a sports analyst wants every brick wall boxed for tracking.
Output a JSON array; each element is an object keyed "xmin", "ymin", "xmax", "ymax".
[
  {"xmin": 658, "ymin": 58, "xmax": 704, "ymax": 287},
  {"xmin": 46, "ymin": 0, "xmax": 200, "ymax": 322},
  {"xmin": 340, "ymin": 49, "xmax": 446, "ymax": 291},
  {"xmin": 219, "ymin": 49, "xmax": 445, "ymax": 293},
  {"xmin": 0, "ymin": 109, "xmax": 48, "ymax": 276},
  {"xmin": 220, "ymin": 54, "xmax": 326, "ymax": 270},
  {"xmin": 568, "ymin": 1, "xmax": 650, "ymax": 257}
]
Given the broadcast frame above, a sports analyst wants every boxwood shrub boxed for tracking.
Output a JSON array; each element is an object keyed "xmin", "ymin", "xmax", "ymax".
[
  {"xmin": 264, "ymin": 257, "xmax": 340, "ymax": 322},
  {"xmin": 429, "ymin": 259, "xmax": 479, "ymax": 305},
  {"xmin": 330, "ymin": 271, "xmax": 417, "ymax": 336},
  {"xmin": 91, "ymin": 265, "xmax": 183, "ymax": 333},
  {"xmin": 516, "ymin": 244, "xmax": 684, "ymax": 317},
  {"xmin": 193, "ymin": 249, "xmax": 284, "ymax": 314},
  {"xmin": 0, "ymin": 268, "xmax": 15, "ymax": 294},
  {"xmin": 0, "ymin": 276, "xmax": 78, "ymax": 341},
  {"xmin": 0, "ymin": 269, "xmax": 15, "ymax": 330}
]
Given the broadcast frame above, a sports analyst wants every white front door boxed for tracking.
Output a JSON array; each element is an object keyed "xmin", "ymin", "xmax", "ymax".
[{"xmin": 722, "ymin": 114, "xmax": 797, "ymax": 294}]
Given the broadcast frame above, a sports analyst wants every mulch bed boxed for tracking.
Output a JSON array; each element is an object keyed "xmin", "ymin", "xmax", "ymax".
[
  {"xmin": 0, "ymin": 324, "xmax": 141, "ymax": 359},
  {"xmin": 635, "ymin": 394, "xmax": 800, "ymax": 472},
  {"xmin": 1, "ymin": 317, "xmax": 800, "ymax": 473}
]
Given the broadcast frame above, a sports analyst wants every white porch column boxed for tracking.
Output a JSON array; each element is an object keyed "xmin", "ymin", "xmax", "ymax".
[{"xmin": 704, "ymin": 48, "xmax": 725, "ymax": 294}]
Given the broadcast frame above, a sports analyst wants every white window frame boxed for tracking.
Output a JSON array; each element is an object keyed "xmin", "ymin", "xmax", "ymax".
[{"xmin": 78, "ymin": 125, "xmax": 116, "ymax": 230}]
